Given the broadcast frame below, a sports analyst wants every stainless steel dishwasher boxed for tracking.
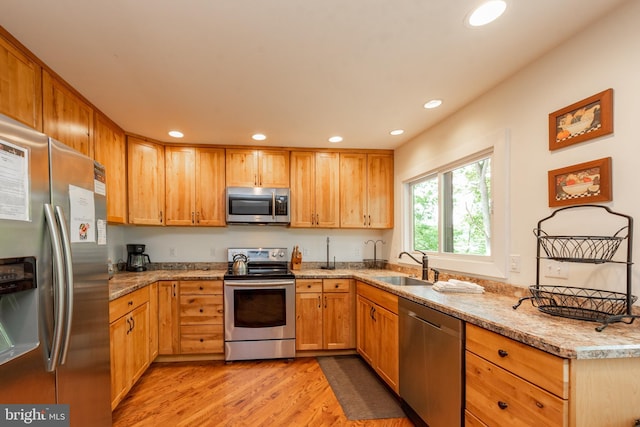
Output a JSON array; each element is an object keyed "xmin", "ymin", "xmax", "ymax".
[{"xmin": 399, "ymin": 297, "xmax": 464, "ymax": 427}]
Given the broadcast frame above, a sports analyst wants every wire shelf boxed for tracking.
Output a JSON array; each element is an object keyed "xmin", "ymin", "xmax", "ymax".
[
  {"xmin": 528, "ymin": 285, "xmax": 637, "ymax": 322},
  {"xmin": 535, "ymin": 226, "xmax": 628, "ymax": 263}
]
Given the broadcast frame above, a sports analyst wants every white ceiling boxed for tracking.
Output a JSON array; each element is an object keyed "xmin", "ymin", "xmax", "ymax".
[{"xmin": 0, "ymin": 0, "xmax": 629, "ymax": 149}]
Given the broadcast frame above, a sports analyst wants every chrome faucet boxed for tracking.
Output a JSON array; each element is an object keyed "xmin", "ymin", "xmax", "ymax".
[{"xmin": 399, "ymin": 250, "xmax": 429, "ymax": 281}]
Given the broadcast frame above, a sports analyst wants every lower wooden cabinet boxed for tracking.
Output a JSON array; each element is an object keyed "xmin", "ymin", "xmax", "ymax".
[
  {"xmin": 158, "ymin": 280, "xmax": 224, "ymax": 355},
  {"xmin": 355, "ymin": 281, "xmax": 399, "ymax": 394},
  {"xmin": 295, "ymin": 279, "xmax": 355, "ymax": 351},
  {"xmin": 109, "ymin": 286, "xmax": 151, "ymax": 410}
]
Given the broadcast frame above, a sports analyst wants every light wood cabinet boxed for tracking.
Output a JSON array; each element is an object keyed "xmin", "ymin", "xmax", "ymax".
[
  {"xmin": 109, "ymin": 287, "xmax": 151, "ymax": 410},
  {"xmin": 355, "ymin": 281, "xmax": 399, "ymax": 393},
  {"xmin": 0, "ymin": 33, "xmax": 42, "ymax": 130},
  {"xmin": 179, "ymin": 280, "xmax": 224, "ymax": 354},
  {"xmin": 127, "ymin": 136, "xmax": 165, "ymax": 225},
  {"xmin": 295, "ymin": 279, "xmax": 355, "ymax": 351},
  {"xmin": 340, "ymin": 153, "xmax": 393, "ymax": 228},
  {"xmin": 165, "ymin": 146, "xmax": 225, "ymax": 226},
  {"xmin": 158, "ymin": 281, "xmax": 180, "ymax": 355},
  {"xmin": 148, "ymin": 282, "xmax": 158, "ymax": 361},
  {"xmin": 226, "ymin": 148, "xmax": 289, "ymax": 188},
  {"xmin": 290, "ymin": 151, "xmax": 340, "ymax": 228},
  {"xmin": 94, "ymin": 113, "xmax": 127, "ymax": 223},
  {"xmin": 465, "ymin": 323, "xmax": 640, "ymax": 427},
  {"xmin": 43, "ymin": 70, "xmax": 94, "ymax": 157}
]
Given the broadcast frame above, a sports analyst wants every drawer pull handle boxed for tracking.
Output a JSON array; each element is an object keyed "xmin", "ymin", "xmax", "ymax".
[
  {"xmin": 536, "ymin": 401, "xmax": 544, "ymax": 409},
  {"xmin": 128, "ymin": 300, "xmax": 133, "ymax": 306},
  {"xmin": 498, "ymin": 349, "xmax": 508, "ymax": 357},
  {"xmin": 200, "ymin": 338, "xmax": 204, "ymax": 342},
  {"xmin": 199, "ymin": 309, "xmax": 204, "ymax": 313},
  {"xmin": 199, "ymin": 286, "xmax": 204, "ymax": 290},
  {"xmin": 497, "ymin": 401, "xmax": 508, "ymax": 410}
]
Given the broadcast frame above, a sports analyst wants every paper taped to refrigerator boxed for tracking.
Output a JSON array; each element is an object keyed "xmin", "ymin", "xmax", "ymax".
[
  {"xmin": 69, "ymin": 185, "xmax": 95, "ymax": 243},
  {"xmin": 0, "ymin": 139, "xmax": 29, "ymax": 222}
]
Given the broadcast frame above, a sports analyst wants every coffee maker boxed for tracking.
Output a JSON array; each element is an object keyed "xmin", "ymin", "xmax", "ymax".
[{"xmin": 126, "ymin": 244, "xmax": 151, "ymax": 272}]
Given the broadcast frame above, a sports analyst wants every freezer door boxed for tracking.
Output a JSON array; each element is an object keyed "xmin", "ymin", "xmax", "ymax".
[
  {"xmin": 0, "ymin": 114, "xmax": 56, "ymax": 403},
  {"xmin": 49, "ymin": 138, "xmax": 111, "ymax": 426}
]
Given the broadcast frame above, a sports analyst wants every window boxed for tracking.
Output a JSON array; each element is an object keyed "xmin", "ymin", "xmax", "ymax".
[{"xmin": 410, "ymin": 151, "xmax": 494, "ymax": 251}]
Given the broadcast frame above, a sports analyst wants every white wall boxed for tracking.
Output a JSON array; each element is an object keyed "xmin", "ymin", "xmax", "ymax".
[
  {"xmin": 390, "ymin": 0, "xmax": 640, "ymax": 295},
  {"xmin": 107, "ymin": 224, "xmax": 385, "ymax": 265}
]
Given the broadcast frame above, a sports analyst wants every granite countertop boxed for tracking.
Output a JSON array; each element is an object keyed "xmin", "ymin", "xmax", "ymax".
[{"xmin": 109, "ymin": 268, "xmax": 640, "ymax": 360}]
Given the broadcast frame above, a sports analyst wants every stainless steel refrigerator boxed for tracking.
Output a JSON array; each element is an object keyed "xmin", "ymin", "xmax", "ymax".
[{"xmin": 0, "ymin": 114, "xmax": 111, "ymax": 426}]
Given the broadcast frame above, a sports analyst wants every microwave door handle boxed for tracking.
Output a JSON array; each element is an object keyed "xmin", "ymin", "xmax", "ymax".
[
  {"xmin": 44, "ymin": 204, "xmax": 66, "ymax": 372},
  {"xmin": 272, "ymin": 191, "xmax": 276, "ymax": 219}
]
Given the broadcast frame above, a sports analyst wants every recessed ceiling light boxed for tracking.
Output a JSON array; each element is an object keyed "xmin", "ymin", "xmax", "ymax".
[
  {"xmin": 424, "ymin": 99, "xmax": 443, "ymax": 109},
  {"xmin": 168, "ymin": 130, "xmax": 184, "ymax": 138},
  {"xmin": 390, "ymin": 129, "xmax": 404, "ymax": 136},
  {"xmin": 328, "ymin": 136, "xmax": 343, "ymax": 143},
  {"xmin": 467, "ymin": 1, "xmax": 507, "ymax": 27},
  {"xmin": 252, "ymin": 133, "xmax": 267, "ymax": 141}
]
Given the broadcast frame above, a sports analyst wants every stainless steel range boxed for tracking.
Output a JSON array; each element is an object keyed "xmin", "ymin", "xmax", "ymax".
[{"xmin": 224, "ymin": 248, "xmax": 296, "ymax": 361}]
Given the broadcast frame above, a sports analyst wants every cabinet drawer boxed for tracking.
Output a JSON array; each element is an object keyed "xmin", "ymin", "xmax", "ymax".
[
  {"xmin": 466, "ymin": 352, "xmax": 567, "ymax": 427},
  {"xmin": 296, "ymin": 279, "xmax": 323, "ymax": 293},
  {"xmin": 466, "ymin": 324, "xmax": 568, "ymax": 398},
  {"xmin": 180, "ymin": 325, "xmax": 223, "ymax": 353},
  {"xmin": 109, "ymin": 287, "xmax": 149, "ymax": 323},
  {"xmin": 323, "ymin": 279, "xmax": 351, "ymax": 293},
  {"xmin": 179, "ymin": 295, "xmax": 223, "ymax": 325},
  {"xmin": 356, "ymin": 281, "xmax": 398, "ymax": 314},
  {"xmin": 465, "ymin": 409, "xmax": 488, "ymax": 427},
  {"xmin": 180, "ymin": 280, "xmax": 222, "ymax": 295}
]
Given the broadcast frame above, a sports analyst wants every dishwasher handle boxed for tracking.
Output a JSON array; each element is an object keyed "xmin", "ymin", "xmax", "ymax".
[{"xmin": 407, "ymin": 310, "xmax": 461, "ymax": 338}]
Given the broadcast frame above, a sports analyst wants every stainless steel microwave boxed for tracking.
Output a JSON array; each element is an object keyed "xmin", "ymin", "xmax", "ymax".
[{"xmin": 226, "ymin": 187, "xmax": 290, "ymax": 225}]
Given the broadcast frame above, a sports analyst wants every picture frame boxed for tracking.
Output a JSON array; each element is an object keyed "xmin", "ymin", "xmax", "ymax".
[
  {"xmin": 548, "ymin": 157, "xmax": 612, "ymax": 207},
  {"xmin": 549, "ymin": 88, "xmax": 613, "ymax": 150}
]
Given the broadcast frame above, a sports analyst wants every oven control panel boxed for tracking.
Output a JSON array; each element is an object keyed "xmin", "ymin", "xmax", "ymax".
[{"xmin": 227, "ymin": 247, "xmax": 288, "ymax": 262}]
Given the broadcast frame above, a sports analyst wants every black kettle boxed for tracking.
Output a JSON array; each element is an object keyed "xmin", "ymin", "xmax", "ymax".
[{"xmin": 232, "ymin": 253, "xmax": 248, "ymax": 275}]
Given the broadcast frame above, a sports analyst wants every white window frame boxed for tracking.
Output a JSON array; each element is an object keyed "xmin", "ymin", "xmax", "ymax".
[{"xmin": 401, "ymin": 130, "xmax": 510, "ymax": 279}]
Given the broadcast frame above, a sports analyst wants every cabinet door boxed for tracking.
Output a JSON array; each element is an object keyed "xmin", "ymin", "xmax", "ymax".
[
  {"xmin": 356, "ymin": 295, "xmax": 376, "ymax": 366},
  {"xmin": 315, "ymin": 152, "xmax": 340, "ymax": 228},
  {"xmin": 323, "ymin": 291, "xmax": 353, "ymax": 349},
  {"xmin": 128, "ymin": 303, "xmax": 150, "ymax": 385},
  {"xmin": 94, "ymin": 113, "xmax": 127, "ymax": 223},
  {"xmin": 109, "ymin": 315, "xmax": 129, "ymax": 409},
  {"xmin": 195, "ymin": 147, "xmax": 226, "ymax": 226},
  {"xmin": 158, "ymin": 281, "xmax": 180, "ymax": 355},
  {"xmin": 258, "ymin": 150, "xmax": 289, "ymax": 187},
  {"xmin": 226, "ymin": 149, "xmax": 258, "ymax": 187},
  {"xmin": 43, "ymin": 70, "xmax": 93, "ymax": 157},
  {"xmin": 367, "ymin": 153, "xmax": 394, "ymax": 228},
  {"xmin": 148, "ymin": 282, "xmax": 158, "ymax": 360},
  {"xmin": 0, "ymin": 35, "xmax": 42, "ymax": 129},
  {"xmin": 340, "ymin": 153, "xmax": 367, "ymax": 228},
  {"xmin": 375, "ymin": 304, "xmax": 399, "ymax": 393},
  {"xmin": 165, "ymin": 146, "xmax": 196, "ymax": 225},
  {"xmin": 127, "ymin": 137, "xmax": 165, "ymax": 225},
  {"xmin": 295, "ymin": 292, "xmax": 323, "ymax": 350},
  {"xmin": 290, "ymin": 151, "xmax": 316, "ymax": 227}
]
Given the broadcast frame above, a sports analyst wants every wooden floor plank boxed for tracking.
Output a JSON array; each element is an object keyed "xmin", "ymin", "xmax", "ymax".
[{"xmin": 112, "ymin": 357, "xmax": 414, "ymax": 426}]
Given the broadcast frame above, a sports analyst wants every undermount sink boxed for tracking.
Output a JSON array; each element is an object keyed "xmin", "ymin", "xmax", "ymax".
[{"xmin": 372, "ymin": 276, "xmax": 432, "ymax": 286}]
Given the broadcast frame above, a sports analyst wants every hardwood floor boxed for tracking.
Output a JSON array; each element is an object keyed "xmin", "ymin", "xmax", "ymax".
[{"xmin": 112, "ymin": 357, "xmax": 414, "ymax": 427}]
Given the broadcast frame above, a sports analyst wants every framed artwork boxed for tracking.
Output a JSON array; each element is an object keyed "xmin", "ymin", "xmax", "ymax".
[
  {"xmin": 549, "ymin": 88, "xmax": 613, "ymax": 150},
  {"xmin": 548, "ymin": 157, "xmax": 612, "ymax": 207}
]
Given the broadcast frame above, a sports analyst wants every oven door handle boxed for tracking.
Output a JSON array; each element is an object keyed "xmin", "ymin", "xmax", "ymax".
[{"xmin": 224, "ymin": 280, "xmax": 295, "ymax": 287}]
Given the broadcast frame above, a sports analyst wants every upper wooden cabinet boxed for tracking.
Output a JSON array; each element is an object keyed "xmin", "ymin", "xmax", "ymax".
[
  {"xmin": 127, "ymin": 136, "xmax": 165, "ymax": 225},
  {"xmin": 340, "ymin": 153, "xmax": 393, "ymax": 229},
  {"xmin": 165, "ymin": 146, "xmax": 225, "ymax": 226},
  {"xmin": 290, "ymin": 151, "xmax": 340, "ymax": 228},
  {"xmin": 94, "ymin": 113, "xmax": 127, "ymax": 224},
  {"xmin": 0, "ymin": 34, "xmax": 42, "ymax": 130},
  {"xmin": 226, "ymin": 148, "xmax": 289, "ymax": 188},
  {"xmin": 43, "ymin": 70, "xmax": 94, "ymax": 157}
]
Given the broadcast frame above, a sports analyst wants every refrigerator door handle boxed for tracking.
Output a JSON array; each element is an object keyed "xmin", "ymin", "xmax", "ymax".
[
  {"xmin": 54, "ymin": 205, "xmax": 74, "ymax": 365},
  {"xmin": 44, "ymin": 203, "xmax": 67, "ymax": 372}
]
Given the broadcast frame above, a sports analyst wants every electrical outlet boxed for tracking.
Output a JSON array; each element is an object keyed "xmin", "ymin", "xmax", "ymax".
[
  {"xmin": 545, "ymin": 260, "xmax": 569, "ymax": 279},
  {"xmin": 354, "ymin": 247, "xmax": 361, "ymax": 257},
  {"xmin": 509, "ymin": 255, "xmax": 521, "ymax": 272},
  {"xmin": 169, "ymin": 247, "xmax": 177, "ymax": 258}
]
